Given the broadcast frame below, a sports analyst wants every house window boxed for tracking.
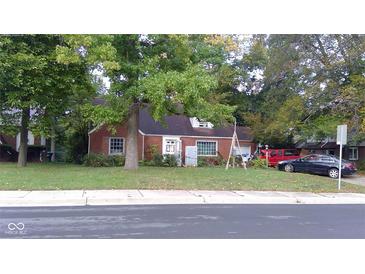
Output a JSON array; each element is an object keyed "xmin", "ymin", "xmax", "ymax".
[
  {"xmin": 165, "ymin": 139, "xmax": 177, "ymax": 154},
  {"xmin": 197, "ymin": 141, "xmax": 217, "ymax": 156},
  {"xmin": 199, "ymin": 122, "xmax": 210, "ymax": 128},
  {"xmin": 349, "ymin": 147, "xmax": 358, "ymax": 161},
  {"xmin": 109, "ymin": 137, "xmax": 124, "ymax": 155}
]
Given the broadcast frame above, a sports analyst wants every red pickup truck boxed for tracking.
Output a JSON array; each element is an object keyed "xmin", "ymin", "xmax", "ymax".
[{"xmin": 259, "ymin": 148, "xmax": 301, "ymax": 167}]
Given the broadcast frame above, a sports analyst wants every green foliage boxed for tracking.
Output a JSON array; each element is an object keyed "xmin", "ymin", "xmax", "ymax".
[
  {"xmin": 248, "ymin": 158, "xmax": 268, "ymax": 169},
  {"xmin": 109, "ymin": 155, "xmax": 125, "ymax": 166},
  {"xmin": 55, "ymin": 35, "xmax": 120, "ymax": 71},
  {"xmin": 197, "ymin": 156, "xmax": 225, "ymax": 167},
  {"xmin": 144, "ymin": 145, "xmax": 178, "ymax": 167},
  {"xmin": 82, "ymin": 153, "xmax": 125, "ymax": 167},
  {"xmin": 162, "ymin": 154, "xmax": 178, "ymax": 167},
  {"xmin": 146, "ymin": 144, "xmax": 163, "ymax": 166},
  {"xmin": 64, "ymin": 129, "xmax": 88, "ymax": 164},
  {"xmin": 300, "ymin": 115, "xmax": 345, "ymax": 141},
  {"xmin": 152, "ymin": 153, "xmax": 164, "ymax": 167},
  {"xmin": 143, "ymin": 154, "xmax": 178, "ymax": 167},
  {"xmin": 246, "ymin": 95, "xmax": 306, "ymax": 145},
  {"xmin": 52, "ymin": 35, "xmax": 238, "ymax": 169},
  {"xmin": 148, "ymin": 145, "xmax": 159, "ymax": 157}
]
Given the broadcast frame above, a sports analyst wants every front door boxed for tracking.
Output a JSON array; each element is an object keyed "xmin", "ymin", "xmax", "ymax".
[
  {"xmin": 165, "ymin": 139, "xmax": 178, "ymax": 154},
  {"xmin": 163, "ymin": 137, "xmax": 182, "ymax": 166}
]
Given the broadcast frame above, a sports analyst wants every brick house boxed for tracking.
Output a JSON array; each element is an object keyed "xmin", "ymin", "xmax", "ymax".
[{"xmin": 88, "ymin": 108, "xmax": 256, "ymax": 166}]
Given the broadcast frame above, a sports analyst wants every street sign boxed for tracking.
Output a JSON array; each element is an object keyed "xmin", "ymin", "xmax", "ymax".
[
  {"xmin": 337, "ymin": 125, "xmax": 347, "ymax": 145},
  {"xmin": 336, "ymin": 125, "xmax": 347, "ymax": 190}
]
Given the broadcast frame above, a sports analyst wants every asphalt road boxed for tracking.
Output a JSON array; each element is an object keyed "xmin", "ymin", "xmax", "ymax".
[{"xmin": 1, "ymin": 204, "xmax": 365, "ymax": 238}]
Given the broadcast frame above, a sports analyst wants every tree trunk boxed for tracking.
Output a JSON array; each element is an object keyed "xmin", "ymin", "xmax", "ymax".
[
  {"xmin": 124, "ymin": 104, "xmax": 139, "ymax": 170},
  {"xmin": 50, "ymin": 118, "xmax": 56, "ymax": 162},
  {"xmin": 17, "ymin": 108, "xmax": 30, "ymax": 167}
]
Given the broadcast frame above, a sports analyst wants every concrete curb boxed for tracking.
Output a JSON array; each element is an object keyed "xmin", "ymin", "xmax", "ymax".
[{"xmin": 0, "ymin": 190, "xmax": 365, "ymax": 207}]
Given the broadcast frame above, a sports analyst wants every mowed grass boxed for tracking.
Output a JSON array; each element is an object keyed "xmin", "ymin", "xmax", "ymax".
[{"xmin": 0, "ymin": 162, "xmax": 364, "ymax": 193}]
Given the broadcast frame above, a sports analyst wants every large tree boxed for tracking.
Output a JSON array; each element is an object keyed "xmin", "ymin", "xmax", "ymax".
[
  {"xmin": 58, "ymin": 34, "xmax": 237, "ymax": 169},
  {"xmin": 234, "ymin": 34, "xmax": 365, "ymax": 146},
  {"xmin": 0, "ymin": 35, "xmax": 102, "ymax": 166},
  {"xmin": 0, "ymin": 35, "xmax": 57, "ymax": 166}
]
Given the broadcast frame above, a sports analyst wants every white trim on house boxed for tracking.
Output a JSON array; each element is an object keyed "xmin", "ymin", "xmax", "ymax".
[
  {"xmin": 108, "ymin": 137, "xmax": 125, "ymax": 155},
  {"xmin": 88, "ymin": 123, "xmax": 105, "ymax": 135},
  {"xmin": 189, "ymin": 117, "xmax": 214, "ymax": 129},
  {"xmin": 162, "ymin": 136, "xmax": 181, "ymax": 155},
  {"xmin": 196, "ymin": 140, "xmax": 218, "ymax": 157}
]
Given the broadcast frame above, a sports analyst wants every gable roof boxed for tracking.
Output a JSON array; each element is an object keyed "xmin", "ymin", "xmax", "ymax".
[
  {"xmin": 139, "ymin": 109, "xmax": 253, "ymax": 140},
  {"xmin": 91, "ymin": 98, "xmax": 253, "ymax": 140}
]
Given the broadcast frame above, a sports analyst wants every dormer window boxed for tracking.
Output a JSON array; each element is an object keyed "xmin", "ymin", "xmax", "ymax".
[
  {"xmin": 190, "ymin": 117, "xmax": 214, "ymax": 129},
  {"xmin": 199, "ymin": 121, "xmax": 210, "ymax": 128}
]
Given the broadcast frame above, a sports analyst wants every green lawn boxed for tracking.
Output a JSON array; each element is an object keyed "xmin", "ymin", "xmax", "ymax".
[{"xmin": 0, "ymin": 162, "xmax": 364, "ymax": 193}]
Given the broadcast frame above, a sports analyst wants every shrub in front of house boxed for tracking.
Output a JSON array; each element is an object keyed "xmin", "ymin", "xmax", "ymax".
[
  {"xmin": 83, "ymin": 153, "xmax": 125, "ymax": 167},
  {"xmin": 197, "ymin": 156, "xmax": 225, "ymax": 167},
  {"xmin": 197, "ymin": 157, "xmax": 209, "ymax": 167},
  {"xmin": 139, "ymin": 159, "xmax": 154, "ymax": 166},
  {"xmin": 248, "ymin": 158, "xmax": 267, "ymax": 169},
  {"xmin": 163, "ymin": 154, "xmax": 178, "ymax": 167},
  {"xmin": 83, "ymin": 153, "xmax": 106, "ymax": 167},
  {"xmin": 152, "ymin": 153, "xmax": 164, "ymax": 166},
  {"xmin": 144, "ymin": 154, "xmax": 178, "ymax": 167},
  {"xmin": 145, "ymin": 144, "xmax": 178, "ymax": 167},
  {"xmin": 108, "ymin": 155, "xmax": 125, "ymax": 167}
]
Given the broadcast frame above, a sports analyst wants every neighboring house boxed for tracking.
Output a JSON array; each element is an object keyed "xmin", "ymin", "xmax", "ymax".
[
  {"xmin": 88, "ymin": 108, "xmax": 256, "ymax": 166},
  {"xmin": 296, "ymin": 137, "xmax": 365, "ymax": 164},
  {"xmin": 0, "ymin": 131, "xmax": 46, "ymax": 162},
  {"xmin": 1, "ymin": 109, "xmax": 47, "ymax": 162}
]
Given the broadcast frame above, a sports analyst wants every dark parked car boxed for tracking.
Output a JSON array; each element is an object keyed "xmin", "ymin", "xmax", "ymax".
[{"xmin": 277, "ymin": 154, "xmax": 357, "ymax": 179}]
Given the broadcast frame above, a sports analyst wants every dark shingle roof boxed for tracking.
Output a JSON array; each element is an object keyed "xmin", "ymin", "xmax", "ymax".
[
  {"xmin": 91, "ymin": 98, "xmax": 253, "ymax": 140},
  {"xmin": 139, "ymin": 109, "xmax": 252, "ymax": 140}
]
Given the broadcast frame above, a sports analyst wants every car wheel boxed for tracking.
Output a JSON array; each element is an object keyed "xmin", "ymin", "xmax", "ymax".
[
  {"xmin": 328, "ymin": 168, "xmax": 339, "ymax": 179},
  {"xmin": 284, "ymin": 164, "xmax": 294, "ymax": 172}
]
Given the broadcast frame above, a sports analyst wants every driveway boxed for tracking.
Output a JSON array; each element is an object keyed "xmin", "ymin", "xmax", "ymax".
[{"xmin": 343, "ymin": 175, "xmax": 365, "ymax": 187}]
